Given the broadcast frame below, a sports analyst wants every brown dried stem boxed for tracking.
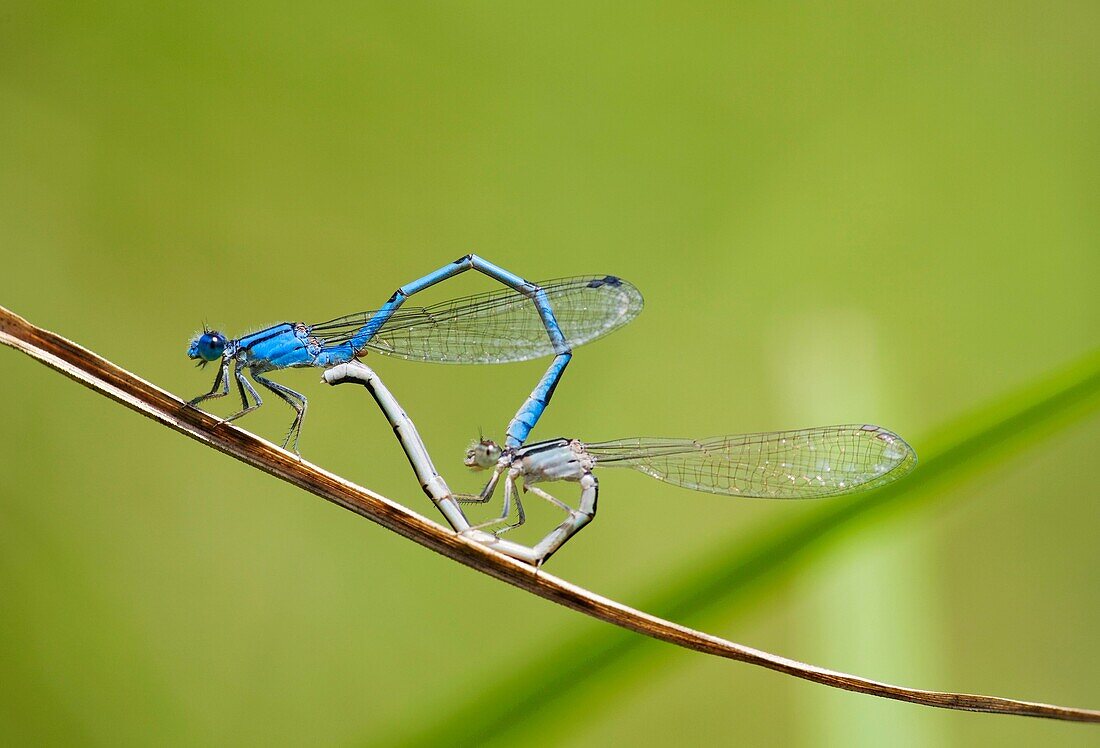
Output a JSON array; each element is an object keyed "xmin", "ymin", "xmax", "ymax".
[{"xmin": 1, "ymin": 303, "xmax": 1096, "ymax": 724}]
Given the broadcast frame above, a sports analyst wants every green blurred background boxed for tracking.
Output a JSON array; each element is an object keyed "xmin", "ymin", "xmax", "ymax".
[{"xmin": 1, "ymin": 2, "xmax": 1098, "ymax": 745}]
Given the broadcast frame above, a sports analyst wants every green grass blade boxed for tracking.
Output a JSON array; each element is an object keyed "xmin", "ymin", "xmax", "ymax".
[{"xmin": 391, "ymin": 351, "xmax": 1100, "ymax": 747}]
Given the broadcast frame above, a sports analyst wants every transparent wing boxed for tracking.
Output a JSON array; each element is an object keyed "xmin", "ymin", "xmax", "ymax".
[
  {"xmin": 311, "ymin": 275, "xmax": 642, "ymax": 363},
  {"xmin": 587, "ymin": 425, "xmax": 916, "ymax": 498}
]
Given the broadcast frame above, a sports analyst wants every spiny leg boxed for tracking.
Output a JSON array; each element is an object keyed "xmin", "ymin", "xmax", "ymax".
[
  {"xmin": 461, "ymin": 472, "xmax": 599, "ymax": 566},
  {"xmin": 454, "ymin": 462, "xmax": 506, "ymax": 506},
  {"xmin": 456, "ymin": 454, "xmax": 529, "ymax": 535},
  {"xmin": 467, "ymin": 471, "xmax": 526, "ymax": 535},
  {"xmin": 223, "ymin": 363, "xmax": 263, "ymax": 423},
  {"xmin": 465, "ymin": 477, "xmax": 513, "ymax": 533},
  {"xmin": 252, "ymin": 372, "xmax": 307, "ymax": 453},
  {"xmin": 528, "ymin": 472, "xmax": 598, "ymax": 566},
  {"xmin": 498, "ymin": 480, "xmax": 526, "ymax": 536},
  {"xmin": 187, "ymin": 361, "xmax": 230, "ymax": 407},
  {"xmin": 233, "ymin": 366, "xmax": 253, "ymax": 411},
  {"xmin": 525, "ymin": 483, "xmax": 575, "ymax": 516}
]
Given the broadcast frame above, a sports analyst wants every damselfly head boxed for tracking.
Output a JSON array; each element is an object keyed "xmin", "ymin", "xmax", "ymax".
[
  {"xmin": 464, "ymin": 438, "xmax": 502, "ymax": 470},
  {"xmin": 187, "ymin": 329, "xmax": 227, "ymax": 364}
]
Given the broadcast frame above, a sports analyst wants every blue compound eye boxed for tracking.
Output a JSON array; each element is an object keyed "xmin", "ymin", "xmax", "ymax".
[
  {"xmin": 199, "ymin": 333, "xmax": 225, "ymax": 360},
  {"xmin": 191, "ymin": 332, "xmax": 226, "ymax": 361}
]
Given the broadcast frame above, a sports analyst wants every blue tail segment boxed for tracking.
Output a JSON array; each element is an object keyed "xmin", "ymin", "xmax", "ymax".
[
  {"xmin": 506, "ymin": 352, "xmax": 572, "ymax": 447},
  {"xmin": 333, "ymin": 254, "xmax": 571, "ymax": 445},
  {"xmin": 344, "ymin": 255, "xmax": 544, "ymax": 356}
]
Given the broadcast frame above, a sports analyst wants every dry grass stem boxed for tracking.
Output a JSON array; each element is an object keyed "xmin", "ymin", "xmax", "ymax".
[{"xmin": 2, "ymin": 303, "xmax": 1097, "ymax": 724}]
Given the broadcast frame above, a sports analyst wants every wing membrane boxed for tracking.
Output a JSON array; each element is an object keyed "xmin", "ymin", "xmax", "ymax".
[
  {"xmin": 311, "ymin": 275, "xmax": 642, "ymax": 364},
  {"xmin": 587, "ymin": 425, "xmax": 916, "ymax": 498}
]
